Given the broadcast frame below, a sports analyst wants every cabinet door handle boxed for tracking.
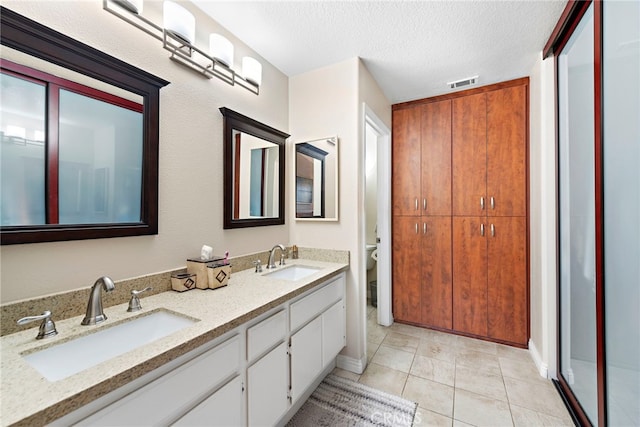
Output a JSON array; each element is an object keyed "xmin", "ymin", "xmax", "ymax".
[
  {"xmin": 480, "ymin": 223, "xmax": 485, "ymax": 237},
  {"xmin": 491, "ymin": 224, "xmax": 495, "ymax": 237},
  {"xmin": 423, "ymin": 223, "xmax": 427, "ymax": 235},
  {"xmin": 423, "ymin": 198, "xmax": 427, "ymax": 211},
  {"xmin": 490, "ymin": 197, "xmax": 495, "ymax": 210},
  {"xmin": 415, "ymin": 198, "xmax": 419, "ymax": 210},
  {"xmin": 415, "ymin": 223, "xmax": 419, "ymax": 234},
  {"xmin": 480, "ymin": 197, "xmax": 485, "ymax": 210}
]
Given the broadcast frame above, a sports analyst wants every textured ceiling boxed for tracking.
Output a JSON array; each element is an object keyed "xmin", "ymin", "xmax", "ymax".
[{"xmin": 191, "ymin": 0, "xmax": 567, "ymax": 104}]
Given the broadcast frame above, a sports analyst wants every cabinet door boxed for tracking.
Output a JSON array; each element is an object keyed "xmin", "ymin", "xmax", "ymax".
[
  {"xmin": 393, "ymin": 107, "xmax": 422, "ymax": 216},
  {"xmin": 174, "ymin": 376, "xmax": 243, "ymax": 426},
  {"xmin": 248, "ymin": 342, "xmax": 289, "ymax": 426},
  {"xmin": 322, "ymin": 299, "xmax": 345, "ymax": 366},
  {"xmin": 452, "ymin": 217, "xmax": 488, "ymax": 336},
  {"xmin": 290, "ymin": 316, "xmax": 322, "ymax": 402},
  {"xmin": 77, "ymin": 336, "xmax": 240, "ymax": 426},
  {"xmin": 487, "ymin": 217, "xmax": 528, "ymax": 345},
  {"xmin": 392, "ymin": 216, "xmax": 422, "ymax": 324},
  {"xmin": 421, "ymin": 216, "xmax": 453, "ymax": 329},
  {"xmin": 421, "ymin": 100, "xmax": 452, "ymax": 215},
  {"xmin": 452, "ymin": 93, "xmax": 487, "ymax": 216},
  {"xmin": 487, "ymin": 85, "xmax": 527, "ymax": 217}
]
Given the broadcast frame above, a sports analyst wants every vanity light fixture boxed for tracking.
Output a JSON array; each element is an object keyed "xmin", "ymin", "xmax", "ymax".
[
  {"xmin": 242, "ymin": 56, "xmax": 262, "ymax": 87},
  {"xmin": 103, "ymin": 0, "xmax": 261, "ymax": 95},
  {"xmin": 163, "ymin": 1, "xmax": 195, "ymax": 45},
  {"xmin": 210, "ymin": 34, "xmax": 234, "ymax": 68}
]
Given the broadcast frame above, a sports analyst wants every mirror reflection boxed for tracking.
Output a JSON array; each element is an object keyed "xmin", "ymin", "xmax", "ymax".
[
  {"xmin": 295, "ymin": 137, "xmax": 338, "ymax": 221},
  {"xmin": 232, "ymin": 130, "xmax": 280, "ymax": 219},
  {"xmin": 0, "ymin": 7, "xmax": 167, "ymax": 245}
]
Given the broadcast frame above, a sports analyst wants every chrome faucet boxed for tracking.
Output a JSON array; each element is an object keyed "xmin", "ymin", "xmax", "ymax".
[
  {"xmin": 81, "ymin": 276, "xmax": 115, "ymax": 325},
  {"xmin": 267, "ymin": 244, "xmax": 286, "ymax": 269}
]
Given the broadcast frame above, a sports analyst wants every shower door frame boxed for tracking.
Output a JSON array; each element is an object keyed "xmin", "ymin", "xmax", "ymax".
[{"xmin": 544, "ymin": 1, "xmax": 606, "ymax": 425}]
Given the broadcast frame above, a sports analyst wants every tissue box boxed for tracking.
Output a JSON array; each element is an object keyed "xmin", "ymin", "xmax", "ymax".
[
  {"xmin": 207, "ymin": 263, "xmax": 231, "ymax": 289},
  {"xmin": 187, "ymin": 256, "xmax": 224, "ymax": 290},
  {"xmin": 171, "ymin": 273, "xmax": 197, "ymax": 292}
]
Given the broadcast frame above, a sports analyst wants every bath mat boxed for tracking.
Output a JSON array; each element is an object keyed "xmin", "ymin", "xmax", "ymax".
[{"xmin": 287, "ymin": 374, "xmax": 418, "ymax": 427}]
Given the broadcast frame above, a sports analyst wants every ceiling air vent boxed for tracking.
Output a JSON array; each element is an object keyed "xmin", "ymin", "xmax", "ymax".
[{"xmin": 447, "ymin": 76, "xmax": 479, "ymax": 89}]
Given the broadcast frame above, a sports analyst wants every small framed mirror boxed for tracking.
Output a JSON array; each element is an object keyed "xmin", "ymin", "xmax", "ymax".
[
  {"xmin": 220, "ymin": 107, "xmax": 289, "ymax": 229},
  {"xmin": 295, "ymin": 136, "xmax": 339, "ymax": 221}
]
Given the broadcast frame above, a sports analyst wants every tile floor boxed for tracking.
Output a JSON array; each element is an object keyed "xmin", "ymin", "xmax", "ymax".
[{"xmin": 332, "ymin": 305, "xmax": 574, "ymax": 427}]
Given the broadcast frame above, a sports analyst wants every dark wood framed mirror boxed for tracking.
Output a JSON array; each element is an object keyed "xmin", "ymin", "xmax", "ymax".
[
  {"xmin": 220, "ymin": 108, "xmax": 289, "ymax": 229},
  {"xmin": 0, "ymin": 7, "xmax": 169, "ymax": 245}
]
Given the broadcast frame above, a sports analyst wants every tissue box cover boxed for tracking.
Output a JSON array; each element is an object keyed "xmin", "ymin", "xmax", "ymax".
[
  {"xmin": 207, "ymin": 263, "xmax": 231, "ymax": 289},
  {"xmin": 171, "ymin": 273, "xmax": 197, "ymax": 292},
  {"xmin": 187, "ymin": 256, "xmax": 224, "ymax": 290}
]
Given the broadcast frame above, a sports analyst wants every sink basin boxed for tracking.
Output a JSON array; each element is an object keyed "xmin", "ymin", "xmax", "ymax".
[
  {"xmin": 22, "ymin": 310, "xmax": 196, "ymax": 381},
  {"xmin": 263, "ymin": 265, "xmax": 322, "ymax": 281}
]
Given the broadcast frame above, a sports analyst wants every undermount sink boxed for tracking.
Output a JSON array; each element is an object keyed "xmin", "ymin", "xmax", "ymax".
[
  {"xmin": 263, "ymin": 265, "xmax": 322, "ymax": 281},
  {"xmin": 22, "ymin": 310, "xmax": 197, "ymax": 382}
]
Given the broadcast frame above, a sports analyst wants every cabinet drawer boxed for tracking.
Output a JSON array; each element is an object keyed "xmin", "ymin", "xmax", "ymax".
[
  {"xmin": 247, "ymin": 309, "xmax": 286, "ymax": 362},
  {"xmin": 173, "ymin": 376, "xmax": 243, "ymax": 426},
  {"xmin": 78, "ymin": 335, "xmax": 240, "ymax": 426},
  {"xmin": 290, "ymin": 275, "xmax": 344, "ymax": 331}
]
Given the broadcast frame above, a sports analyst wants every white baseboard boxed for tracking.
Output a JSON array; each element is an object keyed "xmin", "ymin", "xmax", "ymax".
[
  {"xmin": 336, "ymin": 353, "xmax": 367, "ymax": 375},
  {"xmin": 528, "ymin": 338, "xmax": 549, "ymax": 379}
]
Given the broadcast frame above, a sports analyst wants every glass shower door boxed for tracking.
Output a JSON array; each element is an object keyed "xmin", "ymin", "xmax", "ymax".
[
  {"xmin": 558, "ymin": 3, "xmax": 598, "ymax": 424},
  {"xmin": 603, "ymin": 1, "xmax": 640, "ymax": 425}
]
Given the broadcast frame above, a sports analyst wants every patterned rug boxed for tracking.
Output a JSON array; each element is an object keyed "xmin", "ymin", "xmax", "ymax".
[{"xmin": 287, "ymin": 374, "xmax": 418, "ymax": 427}]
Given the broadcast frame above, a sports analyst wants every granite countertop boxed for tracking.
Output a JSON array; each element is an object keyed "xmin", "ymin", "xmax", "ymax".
[{"xmin": 0, "ymin": 259, "xmax": 348, "ymax": 427}]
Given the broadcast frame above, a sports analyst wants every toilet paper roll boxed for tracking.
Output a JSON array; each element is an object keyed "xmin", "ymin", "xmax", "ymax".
[
  {"xmin": 201, "ymin": 245, "xmax": 213, "ymax": 260},
  {"xmin": 371, "ymin": 249, "xmax": 378, "ymax": 261}
]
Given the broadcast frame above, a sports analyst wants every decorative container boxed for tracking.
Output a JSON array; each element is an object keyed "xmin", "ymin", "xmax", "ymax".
[
  {"xmin": 207, "ymin": 263, "xmax": 232, "ymax": 289},
  {"xmin": 187, "ymin": 256, "xmax": 224, "ymax": 289},
  {"xmin": 171, "ymin": 273, "xmax": 197, "ymax": 292}
]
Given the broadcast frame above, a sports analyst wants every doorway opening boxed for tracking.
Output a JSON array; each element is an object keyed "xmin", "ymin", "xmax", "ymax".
[{"xmin": 363, "ymin": 104, "xmax": 392, "ymax": 330}]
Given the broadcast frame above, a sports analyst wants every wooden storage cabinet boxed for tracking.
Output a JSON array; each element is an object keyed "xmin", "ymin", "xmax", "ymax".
[
  {"xmin": 452, "ymin": 93, "xmax": 487, "ymax": 217},
  {"xmin": 421, "ymin": 216, "xmax": 453, "ymax": 329},
  {"xmin": 421, "ymin": 100, "xmax": 452, "ymax": 215},
  {"xmin": 452, "ymin": 217, "xmax": 489, "ymax": 337},
  {"xmin": 392, "ymin": 216, "xmax": 423, "ymax": 324},
  {"xmin": 393, "ymin": 100, "xmax": 452, "ymax": 217},
  {"xmin": 487, "ymin": 216, "xmax": 527, "ymax": 344},
  {"xmin": 392, "ymin": 106, "xmax": 422, "ymax": 216},
  {"xmin": 453, "ymin": 85, "xmax": 527, "ymax": 218},
  {"xmin": 392, "ymin": 78, "xmax": 529, "ymax": 347},
  {"xmin": 486, "ymin": 85, "xmax": 527, "ymax": 217}
]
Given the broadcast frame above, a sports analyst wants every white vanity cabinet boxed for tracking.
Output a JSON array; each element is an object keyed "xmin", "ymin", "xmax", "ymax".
[
  {"xmin": 76, "ymin": 334, "xmax": 241, "ymax": 426},
  {"xmin": 289, "ymin": 275, "xmax": 346, "ymax": 403},
  {"xmin": 247, "ymin": 310, "xmax": 288, "ymax": 426},
  {"xmin": 290, "ymin": 316, "xmax": 323, "ymax": 402},
  {"xmin": 173, "ymin": 375, "xmax": 243, "ymax": 426},
  {"xmin": 58, "ymin": 272, "xmax": 346, "ymax": 427}
]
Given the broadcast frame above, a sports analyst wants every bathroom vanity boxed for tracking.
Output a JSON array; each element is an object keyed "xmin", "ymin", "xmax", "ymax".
[{"xmin": 0, "ymin": 259, "xmax": 348, "ymax": 426}]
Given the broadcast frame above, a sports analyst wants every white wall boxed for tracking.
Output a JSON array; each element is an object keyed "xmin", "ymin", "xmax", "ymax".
[
  {"xmin": 0, "ymin": 1, "xmax": 289, "ymax": 303},
  {"xmin": 288, "ymin": 57, "xmax": 390, "ymax": 369},
  {"xmin": 529, "ymin": 52, "xmax": 558, "ymax": 379}
]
